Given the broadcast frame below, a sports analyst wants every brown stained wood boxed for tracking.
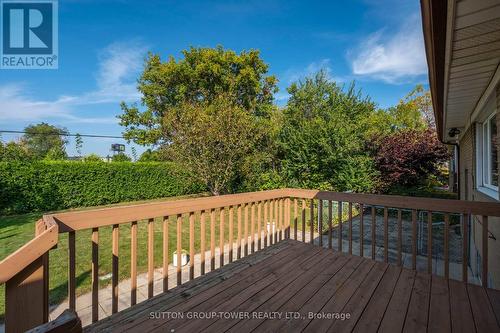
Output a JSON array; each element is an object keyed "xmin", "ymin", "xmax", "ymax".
[
  {"xmin": 177, "ymin": 214, "xmax": 182, "ymax": 285},
  {"xmin": 244, "ymin": 204, "xmax": 249, "ymax": 255},
  {"xmin": 131, "ymin": 222, "xmax": 137, "ymax": 306},
  {"xmin": 147, "ymin": 218, "xmax": 154, "ymax": 298},
  {"xmin": 301, "ymin": 199, "xmax": 306, "ymax": 242},
  {"xmin": 348, "ymin": 202, "xmax": 353, "ymax": 254},
  {"xmin": 220, "ymin": 208, "xmax": 225, "ymax": 267},
  {"xmin": 91, "ymin": 228, "xmax": 99, "ymax": 322},
  {"xmin": 162, "ymin": 217, "xmax": 169, "ymax": 291},
  {"xmin": 371, "ymin": 206, "xmax": 376, "ymax": 260},
  {"xmin": 278, "ymin": 199, "xmax": 283, "ymax": 241},
  {"xmin": 412, "ymin": 209, "xmax": 417, "ymax": 270},
  {"xmin": 68, "ymin": 231, "xmax": 76, "ymax": 311},
  {"xmin": 257, "ymin": 202, "xmax": 261, "ymax": 251},
  {"xmin": 229, "ymin": 206, "xmax": 234, "ymax": 262},
  {"xmin": 237, "ymin": 205, "xmax": 242, "ymax": 259},
  {"xmin": 468, "ymin": 284, "xmax": 499, "ymax": 332},
  {"xmin": 463, "ymin": 214, "xmax": 468, "ymax": 283},
  {"xmin": 397, "ymin": 210, "xmax": 402, "ymax": 266},
  {"xmin": 5, "ymin": 255, "xmax": 49, "ymax": 333},
  {"xmin": 318, "ymin": 200, "xmax": 323, "ymax": 247},
  {"xmin": 264, "ymin": 201, "xmax": 268, "ymax": 247},
  {"xmin": 210, "ymin": 209, "xmax": 215, "ymax": 270},
  {"xmin": 428, "ymin": 276, "xmax": 451, "ymax": 333},
  {"xmin": 384, "ymin": 207, "xmax": 388, "ymax": 263},
  {"xmin": 428, "ymin": 211, "xmax": 432, "ymax": 273},
  {"xmin": 339, "ymin": 201, "xmax": 343, "ymax": 252},
  {"xmin": 378, "ymin": 269, "xmax": 416, "ymax": 332},
  {"xmin": 269, "ymin": 200, "xmax": 274, "ymax": 246},
  {"xmin": 189, "ymin": 212, "xmax": 195, "ymax": 280},
  {"xmin": 250, "ymin": 203, "xmax": 255, "ymax": 253},
  {"xmin": 294, "ymin": 198, "xmax": 298, "ymax": 241},
  {"xmin": 444, "ymin": 213, "xmax": 449, "ymax": 280},
  {"xmin": 352, "ymin": 265, "xmax": 401, "ymax": 333},
  {"xmin": 487, "ymin": 288, "xmax": 500, "ymax": 328},
  {"xmin": 200, "ymin": 212, "xmax": 205, "ymax": 276},
  {"xmin": 403, "ymin": 271, "xmax": 431, "ymax": 332},
  {"xmin": 309, "ymin": 199, "xmax": 314, "ymax": 245},
  {"xmin": 112, "ymin": 224, "xmax": 119, "ymax": 314},
  {"xmin": 275, "ymin": 199, "xmax": 279, "ymax": 244},
  {"xmin": 359, "ymin": 204, "xmax": 364, "ymax": 257},
  {"xmin": 27, "ymin": 308, "xmax": 82, "ymax": 333},
  {"xmin": 449, "ymin": 280, "xmax": 476, "ymax": 333},
  {"xmin": 327, "ymin": 201, "xmax": 333, "ymax": 249},
  {"xmin": 482, "ymin": 215, "xmax": 489, "ymax": 287}
]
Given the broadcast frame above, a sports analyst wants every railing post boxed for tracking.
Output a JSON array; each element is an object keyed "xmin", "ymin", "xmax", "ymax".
[{"xmin": 5, "ymin": 253, "xmax": 49, "ymax": 333}]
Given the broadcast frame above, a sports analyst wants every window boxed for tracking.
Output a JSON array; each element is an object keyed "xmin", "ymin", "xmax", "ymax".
[{"xmin": 477, "ymin": 113, "xmax": 498, "ymax": 195}]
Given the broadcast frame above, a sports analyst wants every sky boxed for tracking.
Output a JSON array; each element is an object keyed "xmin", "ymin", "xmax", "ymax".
[{"xmin": 0, "ymin": 0, "xmax": 429, "ymax": 157}]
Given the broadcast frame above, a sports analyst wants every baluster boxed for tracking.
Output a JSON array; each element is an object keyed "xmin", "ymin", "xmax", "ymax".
[
  {"xmin": 427, "ymin": 212, "xmax": 432, "ymax": 273},
  {"xmin": 176, "ymin": 214, "xmax": 182, "ymax": 285},
  {"xmin": 264, "ymin": 201, "xmax": 269, "ymax": 247},
  {"xmin": 189, "ymin": 212, "xmax": 195, "ymax": 280},
  {"xmin": 444, "ymin": 213, "xmax": 449, "ymax": 279},
  {"xmin": 318, "ymin": 200, "xmax": 323, "ymax": 247},
  {"xmin": 411, "ymin": 210, "xmax": 417, "ymax": 270},
  {"xmin": 462, "ymin": 213, "xmax": 469, "ymax": 283},
  {"xmin": 237, "ymin": 205, "xmax": 242, "ymax": 258},
  {"xmin": 269, "ymin": 200, "xmax": 274, "ymax": 245},
  {"xmin": 220, "ymin": 208, "xmax": 225, "ymax": 267},
  {"xmin": 68, "ymin": 231, "xmax": 76, "ymax": 311},
  {"xmin": 251, "ymin": 203, "xmax": 255, "ymax": 252},
  {"xmin": 112, "ymin": 224, "xmax": 119, "ymax": 313},
  {"xmin": 210, "ymin": 209, "xmax": 215, "ymax": 271},
  {"xmin": 294, "ymin": 199, "xmax": 298, "ymax": 241},
  {"xmin": 200, "ymin": 211, "xmax": 206, "ymax": 275},
  {"xmin": 91, "ymin": 227, "xmax": 99, "ymax": 322},
  {"xmin": 359, "ymin": 204, "xmax": 364, "ymax": 257},
  {"xmin": 244, "ymin": 204, "xmax": 249, "ymax": 255},
  {"xmin": 349, "ymin": 203, "xmax": 353, "ymax": 255},
  {"xmin": 162, "ymin": 216, "xmax": 169, "ymax": 291},
  {"xmin": 278, "ymin": 199, "xmax": 283, "ymax": 241},
  {"xmin": 397, "ymin": 210, "xmax": 402, "ymax": 266},
  {"xmin": 482, "ymin": 215, "xmax": 488, "ymax": 287},
  {"xmin": 328, "ymin": 200, "xmax": 333, "ymax": 249},
  {"xmin": 275, "ymin": 199, "xmax": 279, "ymax": 244},
  {"xmin": 229, "ymin": 206, "xmax": 234, "ymax": 262},
  {"xmin": 310, "ymin": 199, "xmax": 314, "ymax": 245},
  {"xmin": 257, "ymin": 202, "xmax": 262, "ymax": 250},
  {"xmin": 384, "ymin": 207, "xmax": 388, "ymax": 263},
  {"xmin": 338, "ymin": 201, "xmax": 343, "ymax": 252},
  {"xmin": 302, "ymin": 200, "xmax": 306, "ymax": 242},
  {"xmin": 148, "ymin": 218, "xmax": 154, "ymax": 298},
  {"xmin": 131, "ymin": 221, "xmax": 137, "ymax": 305},
  {"xmin": 371, "ymin": 206, "xmax": 376, "ymax": 260}
]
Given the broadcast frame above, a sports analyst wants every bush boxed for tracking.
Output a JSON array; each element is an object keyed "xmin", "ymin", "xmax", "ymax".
[{"xmin": 0, "ymin": 161, "xmax": 205, "ymax": 214}]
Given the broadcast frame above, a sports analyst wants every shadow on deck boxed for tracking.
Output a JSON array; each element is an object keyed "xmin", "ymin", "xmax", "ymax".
[{"xmin": 84, "ymin": 239, "xmax": 500, "ymax": 333}]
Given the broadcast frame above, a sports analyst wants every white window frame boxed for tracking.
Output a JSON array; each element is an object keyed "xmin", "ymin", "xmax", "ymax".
[{"xmin": 476, "ymin": 111, "xmax": 499, "ymax": 198}]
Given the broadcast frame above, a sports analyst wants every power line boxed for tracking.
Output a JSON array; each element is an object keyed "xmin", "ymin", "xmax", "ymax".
[{"xmin": 0, "ymin": 130, "xmax": 125, "ymax": 139}]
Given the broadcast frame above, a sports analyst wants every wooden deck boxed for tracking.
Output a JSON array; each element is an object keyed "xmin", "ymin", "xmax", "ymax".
[{"xmin": 85, "ymin": 239, "xmax": 500, "ymax": 333}]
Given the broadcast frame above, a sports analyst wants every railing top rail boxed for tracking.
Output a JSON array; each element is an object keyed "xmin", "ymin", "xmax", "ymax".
[
  {"xmin": 0, "ymin": 216, "xmax": 58, "ymax": 283},
  {"xmin": 49, "ymin": 189, "xmax": 289, "ymax": 232},
  {"xmin": 285, "ymin": 189, "xmax": 500, "ymax": 217}
]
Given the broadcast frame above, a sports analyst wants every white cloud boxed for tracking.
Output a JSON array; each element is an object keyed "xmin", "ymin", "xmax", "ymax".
[
  {"xmin": 0, "ymin": 41, "xmax": 147, "ymax": 123},
  {"xmin": 350, "ymin": 15, "xmax": 427, "ymax": 83}
]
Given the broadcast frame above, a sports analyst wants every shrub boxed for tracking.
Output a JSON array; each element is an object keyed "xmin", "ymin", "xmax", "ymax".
[{"xmin": 0, "ymin": 161, "xmax": 205, "ymax": 214}]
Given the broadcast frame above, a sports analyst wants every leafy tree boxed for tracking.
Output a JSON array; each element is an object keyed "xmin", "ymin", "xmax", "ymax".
[
  {"xmin": 83, "ymin": 154, "xmax": 103, "ymax": 162},
  {"xmin": 75, "ymin": 133, "xmax": 83, "ymax": 157},
  {"xmin": 166, "ymin": 95, "xmax": 263, "ymax": 195},
  {"xmin": 22, "ymin": 123, "xmax": 68, "ymax": 159},
  {"xmin": 0, "ymin": 141, "xmax": 33, "ymax": 162},
  {"xmin": 278, "ymin": 71, "xmax": 378, "ymax": 192},
  {"xmin": 111, "ymin": 153, "xmax": 132, "ymax": 162},
  {"xmin": 44, "ymin": 146, "xmax": 67, "ymax": 160},
  {"xmin": 138, "ymin": 149, "xmax": 161, "ymax": 162},
  {"xmin": 373, "ymin": 128, "xmax": 449, "ymax": 189},
  {"xmin": 119, "ymin": 45, "xmax": 278, "ymax": 145}
]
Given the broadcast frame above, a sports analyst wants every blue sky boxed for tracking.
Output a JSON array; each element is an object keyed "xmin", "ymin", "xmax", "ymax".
[{"xmin": 0, "ymin": 0, "xmax": 429, "ymax": 157}]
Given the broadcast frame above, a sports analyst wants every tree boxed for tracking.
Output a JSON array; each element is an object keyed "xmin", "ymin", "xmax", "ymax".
[
  {"xmin": 83, "ymin": 154, "xmax": 103, "ymax": 162},
  {"xmin": 278, "ymin": 71, "xmax": 378, "ymax": 192},
  {"xmin": 166, "ymin": 95, "xmax": 263, "ymax": 195},
  {"xmin": 22, "ymin": 123, "xmax": 68, "ymax": 159},
  {"xmin": 111, "ymin": 153, "xmax": 132, "ymax": 162},
  {"xmin": 373, "ymin": 128, "xmax": 449, "ymax": 189},
  {"xmin": 0, "ymin": 141, "xmax": 33, "ymax": 162},
  {"xmin": 119, "ymin": 45, "xmax": 278, "ymax": 145},
  {"xmin": 75, "ymin": 133, "xmax": 83, "ymax": 157},
  {"xmin": 138, "ymin": 149, "xmax": 161, "ymax": 162}
]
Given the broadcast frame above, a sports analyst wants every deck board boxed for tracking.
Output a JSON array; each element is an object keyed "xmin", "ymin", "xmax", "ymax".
[{"xmin": 84, "ymin": 239, "xmax": 500, "ymax": 333}]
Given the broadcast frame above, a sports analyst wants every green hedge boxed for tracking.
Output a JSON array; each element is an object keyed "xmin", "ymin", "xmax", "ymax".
[{"xmin": 0, "ymin": 161, "xmax": 205, "ymax": 214}]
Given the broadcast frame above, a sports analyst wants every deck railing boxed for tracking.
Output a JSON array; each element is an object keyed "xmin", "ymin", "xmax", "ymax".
[{"xmin": 1, "ymin": 188, "xmax": 500, "ymax": 332}]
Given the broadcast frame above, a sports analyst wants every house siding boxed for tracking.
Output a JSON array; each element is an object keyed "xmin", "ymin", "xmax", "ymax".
[{"xmin": 458, "ymin": 84, "xmax": 500, "ymax": 288}]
